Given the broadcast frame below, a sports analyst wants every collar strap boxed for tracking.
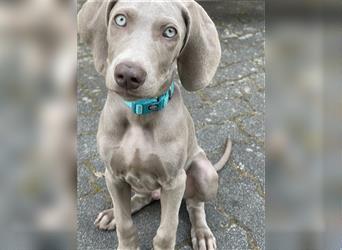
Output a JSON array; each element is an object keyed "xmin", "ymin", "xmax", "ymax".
[{"xmin": 124, "ymin": 82, "xmax": 175, "ymax": 115}]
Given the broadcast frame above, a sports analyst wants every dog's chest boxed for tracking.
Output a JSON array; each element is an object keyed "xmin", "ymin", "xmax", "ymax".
[{"xmin": 110, "ymin": 125, "xmax": 184, "ymax": 192}]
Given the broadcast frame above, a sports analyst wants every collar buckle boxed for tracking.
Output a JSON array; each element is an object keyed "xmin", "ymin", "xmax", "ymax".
[
  {"xmin": 148, "ymin": 103, "xmax": 160, "ymax": 111},
  {"xmin": 134, "ymin": 104, "xmax": 144, "ymax": 115}
]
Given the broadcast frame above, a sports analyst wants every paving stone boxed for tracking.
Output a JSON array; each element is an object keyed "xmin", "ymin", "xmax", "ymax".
[{"xmin": 215, "ymin": 225, "xmax": 249, "ymax": 250}]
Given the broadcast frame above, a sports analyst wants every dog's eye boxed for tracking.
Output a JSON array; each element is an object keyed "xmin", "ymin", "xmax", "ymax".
[
  {"xmin": 114, "ymin": 14, "xmax": 127, "ymax": 27},
  {"xmin": 163, "ymin": 27, "xmax": 177, "ymax": 38}
]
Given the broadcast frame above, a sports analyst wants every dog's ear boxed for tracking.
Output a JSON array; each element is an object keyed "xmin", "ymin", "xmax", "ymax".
[
  {"xmin": 78, "ymin": 0, "xmax": 117, "ymax": 75},
  {"xmin": 178, "ymin": 1, "xmax": 221, "ymax": 91}
]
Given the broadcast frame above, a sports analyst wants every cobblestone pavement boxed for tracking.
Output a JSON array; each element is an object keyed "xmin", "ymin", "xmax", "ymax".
[{"xmin": 77, "ymin": 14, "xmax": 265, "ymax": 250}]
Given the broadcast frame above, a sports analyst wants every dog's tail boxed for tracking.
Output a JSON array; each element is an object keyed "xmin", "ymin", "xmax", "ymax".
[{"xmin": 214, "ymin": 139, "xmax": 232, "ymax": 172}]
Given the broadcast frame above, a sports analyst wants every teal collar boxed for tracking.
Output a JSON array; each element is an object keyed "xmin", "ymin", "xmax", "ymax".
[{"xmin": 124, "ymin": 82, "xmax": 175, "ymax": 115}]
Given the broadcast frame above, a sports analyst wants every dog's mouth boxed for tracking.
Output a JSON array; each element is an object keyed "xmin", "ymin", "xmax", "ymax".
[
  {"xmin": 110, "ymin": 79, "xmax": 170, "ymax": 101},
  {"xmin": 111, "ymin": 88, "xmax": 151, "ymax": 101}
]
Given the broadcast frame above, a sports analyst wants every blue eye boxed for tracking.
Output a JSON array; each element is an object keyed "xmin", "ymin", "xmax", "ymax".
[
  {"xmin": 163, "ymin": 27, "xmax": 177, "ymax": 38},
  {"xmin": 114, "ymin": 14, "xmax": 127, "ymax": 27}
]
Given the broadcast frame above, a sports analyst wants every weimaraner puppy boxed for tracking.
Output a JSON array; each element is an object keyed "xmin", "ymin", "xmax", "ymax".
[{"xmin": 78, "ymin": 1, "xmax": 232, "ymax": 249}]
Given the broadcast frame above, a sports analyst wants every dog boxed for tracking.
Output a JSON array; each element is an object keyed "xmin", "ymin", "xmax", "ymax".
[{"xmin": 78, "ymin": 1, "xmax": 232, "ymax": 249}]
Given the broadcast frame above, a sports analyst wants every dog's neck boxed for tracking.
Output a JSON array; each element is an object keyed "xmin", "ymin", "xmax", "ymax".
[
  {"xmin": 107, "ymin": 83, "xmax": 182, "ymax": 128},
  {"xmin": 123, "ymin": 82, "xmax": 175, "ymax": 116}
]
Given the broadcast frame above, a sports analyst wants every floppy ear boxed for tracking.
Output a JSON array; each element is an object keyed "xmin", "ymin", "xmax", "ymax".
[
  {"xmin": 178, "ymin": 1, "xmax": 221, "ymax": 91},
  {"xmin": 78, "ymin": 0, "xmax": 117, "ymax": 75}
]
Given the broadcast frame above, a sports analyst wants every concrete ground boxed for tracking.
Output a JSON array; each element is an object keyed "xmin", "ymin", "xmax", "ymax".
[{"xmin": 77, "ymin": 10, "xmax": 265, "ymax": 250}]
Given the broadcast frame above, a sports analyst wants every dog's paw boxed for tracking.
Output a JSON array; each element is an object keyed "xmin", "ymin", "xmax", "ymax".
[
  {"xmin": 191, "ymin": 226, "xmax": 217, "ymax": 250},
  {"xmin": 94, "ymin": 208, "xmax": 116, "ymax": 231}
]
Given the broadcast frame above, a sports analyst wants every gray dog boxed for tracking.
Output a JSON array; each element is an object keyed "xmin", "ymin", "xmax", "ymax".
[{"xmin": 78, "ymin": 1, "xmax": 232, "ymax": 249}]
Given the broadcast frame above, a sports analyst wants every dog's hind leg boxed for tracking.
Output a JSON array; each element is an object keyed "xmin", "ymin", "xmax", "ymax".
[
  {"xmin": 184, "ymin": 153, "xmax": 219, "ymax": 250},
  {"xmin": 186, "ymin": 199, "xmax": 217, "ymax": 250},
  {"xmin": 94, "ymin": 193, "xmax": 154, "ymax": 231}
]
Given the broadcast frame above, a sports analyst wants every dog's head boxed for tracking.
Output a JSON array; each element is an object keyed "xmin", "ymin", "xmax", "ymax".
[{"xmin": 78, "ymin": 0, "xmax": 221, "ymax": 100}]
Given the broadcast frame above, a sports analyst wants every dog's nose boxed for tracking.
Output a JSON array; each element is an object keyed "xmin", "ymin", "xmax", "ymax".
[{"xmin": 114, "ymin": 62, "xmax": 146, "ymax": 90}]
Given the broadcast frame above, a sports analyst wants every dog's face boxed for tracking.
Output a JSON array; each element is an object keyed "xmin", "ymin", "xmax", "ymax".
[
  {"xmin": 78, "ymin": 0, "xmax": 221, "ymax": 98},
  {"xmin": 106, "ymin": 1, "xmax": 187, "ymax": 99}
]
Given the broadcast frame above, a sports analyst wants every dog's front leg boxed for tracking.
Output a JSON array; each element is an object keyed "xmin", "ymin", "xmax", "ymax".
[
  {"xmin": 153, "ymin": 170, "xmax": 186, "ymax": 250},
  {"xmin": 105, "ymin": 170, "xmax": 139, "ymax": 250}
]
